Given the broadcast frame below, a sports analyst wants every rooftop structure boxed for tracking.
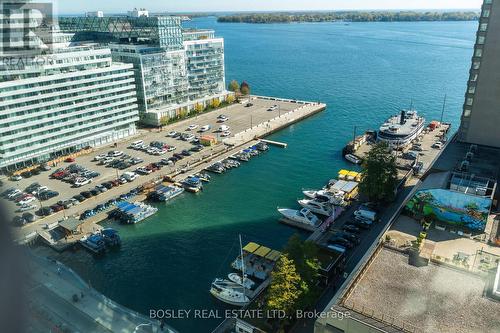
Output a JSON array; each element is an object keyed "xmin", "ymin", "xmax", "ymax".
[
  {"xmin": 316, "ymin": 247, "xmax": 500, "ymax": 333},
  {"xmin": 458, "ymin": 0, "xmax": 500, "ymax": 147},
  {"xmin": 378, "ymin": 109, "xmax": 426, "ymax": 148}
]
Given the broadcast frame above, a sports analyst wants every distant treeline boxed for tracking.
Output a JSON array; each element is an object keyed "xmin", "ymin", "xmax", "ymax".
[{"xmin": 217, "ymin": 11, "xmax": 480, "ymax": 24}]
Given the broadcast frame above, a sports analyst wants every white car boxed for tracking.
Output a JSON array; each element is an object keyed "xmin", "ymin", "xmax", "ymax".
[
  {"xmin": 165, "ymin": 146, "xmax": 176, "ymax": 152},
  {"xmin": 218, "ymin": 125, "xmax": 230, "ymax": 132},
  {"xmin": 32, "ymin": 186, "xmax": 48, "ymax": 195},
  {"xmin": 99, "ymin": 157, "xmax": 114, "ymax": 165},
  {"xmin": 10, "ymin": 174, "xmax": 22, "ymax": 181},
  {"xmin": 74, "ymin": 177, "xmax": 91, "ymax": 187},
  {"xmin": 200, "ymin": 125, "xmax": 211, "ymax": 132},
  {"xmin": 93, "ymin": 154, "xmax": 108, "ymax": 161},
  {"xmin": 183, "ymin": 134, "xmax": 196, "ymax": 141},
  {"xmin": 220, "ymin": 130, "xmax": 232, "ymax": 137},
  {"xmin": 18, "ymin": 196, "xmax": 35, "ymax": 206},
  {"xmin": 167, "ymin": 131, "xmax": 178, "ymax": 137},
  {"xmin": 108, "ymin": 150, "xmax": 123, "ymax": 157},
  {"xmin": 432, "ymin": 142, "xmax": 443, "ymax": 149},
  {"xmin": 217, "ymin": 115, "xmax": 229, "ymax": 122},
  {"xmin": 136, "ymin": 167, "xmax": 152, "ymax": 175},
  {"xmin": 7, "ymin": 189, "xmax": 22, "ymax": 199},
  {"xmin": 187, "ymin": 124, "xmax": 198, "ymax": 131}
]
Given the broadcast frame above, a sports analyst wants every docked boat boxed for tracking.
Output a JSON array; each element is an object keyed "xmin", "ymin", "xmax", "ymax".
[
  {"xmin": 149, "ymin": 185, "xmax": 184, "ymax": 202},
  {"xmin": 298, "ymin": 199, "xmax": 333, "ymax": 216},
  {"xmin": 243, "ymin": 148, "xmax": 259, "ymax": 157},
  {"xmin": 378, "ymin": 109, "xmax": 425, "ymax": 148},
  {"xmin": 100, "ymin": 228, "xmax": 121, "ymax": 247},
  {"xmin": 114, "ymin": 201, "xmax": 158, "ymax": 224},
  {"xmin": 235, "ymin": 152, "xmax": 250, "ymax": 162},
  {"xmin": 302, "ymin": 189, "xmax": 346, "ymax": 206},
  {"xmin": 344, "ymin": 154, "xmax": 362, "ymax": 165},
  {"xmin": 193, "ymin": 172, "xmax": 211, "ymax": 182},
  {"xmin": 228, "ymin": 273, "xmax": 255, "ymax": 290},
  {"xmin": 182, "ymin": 176, "xmax": 203, "ymax": 193},
  {"xmin": 210, "ymin": 278, "xmax": 250, "ymax": 306},
  {"xmin": 278, "ymin": 208, "xmax": 320, "ymax": 226},
  {"xmin": 79, "ymin": 233, "xmax": 106, "ymax": 254},
  {"xmin": 255, "ymin": 142, "xmax": 269, "ymax": 151},
  {"xmin": 206, "ymin": 162, "xmax": 225, "ymax": 174}
]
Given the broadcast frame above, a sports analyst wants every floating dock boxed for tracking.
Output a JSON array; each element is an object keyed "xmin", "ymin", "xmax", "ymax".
[{"xmin": 260, "ymin": 139, "xmax": 287, "ymax": 148}]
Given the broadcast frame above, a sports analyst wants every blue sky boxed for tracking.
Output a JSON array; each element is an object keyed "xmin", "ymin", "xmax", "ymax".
[{"xmin": 58, "ymin": 0, "xmax": 483, "ymax": 14}]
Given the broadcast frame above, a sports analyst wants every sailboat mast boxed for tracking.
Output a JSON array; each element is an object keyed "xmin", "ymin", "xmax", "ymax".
[{"xmin": 239, "ymin": 234, "xmax": 245, "ymax": 293}]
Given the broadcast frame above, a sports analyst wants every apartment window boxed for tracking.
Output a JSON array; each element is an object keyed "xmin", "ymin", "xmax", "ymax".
[
  {"xmin": 473, "ymin": 61, "xmax": 481, "ymax": 70},
  {"xmin": 484, "ymin": 0, "xmax": 492, "ymax": 4},
  {"xmin": 483, "ymin": 9, "xmax": 490, "ymax": 18},
  {"xmin": 466, "ymin": 98, "xmax": 474, "ymax": 106},
  {"xmin": 468, "ymin": 86, "xmax": 476, "ymax": 94},
  {"xmin": 477, "ymin": 36, "xmax": 486, "ymax": 45},
  {"xmin": 479, "ymin": 23, "xmax": 488, "ymax": 32},
  {"xmin": 463, "ymin": 109, "xmax": 472, "ymax": 118},
  {"xmin": 475, "ymin": 49, "xmax": 483, "ymax": 57}
]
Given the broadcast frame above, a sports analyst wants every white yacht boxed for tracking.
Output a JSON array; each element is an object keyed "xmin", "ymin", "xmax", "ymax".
[
  {"xmin": 278, "ymin": 208, "xmax": 320, "ymax": 226},
  {"xmin": 302, "ymin": 189, "xmax": 345, "ymax": 206},
  {"xmin": 298, "ymin": 199, "xmax": 332, "ymax": 216},
  {"xmin": 228, "ymin": 273, "xmax": 255, "ymax": 290},
  {"xmin": 378, "ymin": 109, "xmax": 425, "ymax": 148},
  {"xmin": 210, "ymin": 278, "xmax": 250, "ymax": 306}
]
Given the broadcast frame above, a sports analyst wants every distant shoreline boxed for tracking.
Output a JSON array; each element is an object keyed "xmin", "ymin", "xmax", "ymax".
[{"xmin": 217, "ymin": 11, "xmax": 480, "ymax": 24}]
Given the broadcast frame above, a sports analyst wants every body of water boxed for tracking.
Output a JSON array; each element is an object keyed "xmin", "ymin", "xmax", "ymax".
[{"xmin": 36, "ymin": 18, "xmax": 477, "ymax": 332}]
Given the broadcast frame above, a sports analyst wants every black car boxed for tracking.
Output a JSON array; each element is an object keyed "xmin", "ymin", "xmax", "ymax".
[
  {"xmin": 190, "ymin": 145, "xmax": 204, "ymax": 152},
  {"xmin": 21, "ymin": 171, "xmax": 32, "ymax": 178},
  {"xmin": 31, "ymin": 168, "xmax": 41, "ymax": 175},
  {"xmin": 349, "ymin": 220, "xmax": 371, "ymax": 230},
  {"xmin": 36, "ymin": 207, "xmax": 54, "ymax": 217},
  {"xmin": 39, "ymin": 191, "xmax": 59, "ymax": 201},
  {"xmin": 342, "ymin": 224, "xmax": 361, "ymax": 234},
  {"xmin": 73, "ymin": 194, "xmax": 86, "ymax": 202},
  {"xmin": 328, "ymin": 237, "xmax": 354, "ymax": 249},
  {"xmin": 90, "ymin": 189, "xmax": 100, "ymax": 196},
  {"xmin": 181, "ymin": 150, "xmax": 191, "ymax": 156},
  {"xmin": 173, "ymin": 153, "xmax": 184, "ymax": 160},
  {"xmin": 80, "ymin": 191, "xmax": 93, "ymax": 199},
  {"xmin": 102, "ymin": 182, "xmax": 113, "ymax": 189},
  {"xmin": 12, "ymin": 216, "xmax": 27, "ymax": 226},
  {"xmin": 335, "ymin": 231, "xmax": 361, "ymax": 244}
]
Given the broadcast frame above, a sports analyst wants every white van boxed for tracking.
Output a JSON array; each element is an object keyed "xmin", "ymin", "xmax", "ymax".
[
  {"xmin": 130, "ymin": 140, "xmax": 144, "ymax": 148},
  {"xmin": 354, "ymin": 209, "xmax": 376, "ymax": 222},
  {"xmin": 218, "ymin": 125, "xmax": 230, "ymax": 132}
]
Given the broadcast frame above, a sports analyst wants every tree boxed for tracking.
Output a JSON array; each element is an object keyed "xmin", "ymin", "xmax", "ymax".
[
  {"xmin": 194, "ymin": 103, "xmax": 204, "ymax": 113},
  {"xmin": 359, "ymin": 142, "xmax": 398, "ymax": 202},
  {"xmin": 240, "ymin": 81, "xmax": 250, "ymax": 95},
  {"xmin": 211, "ymin": 98, "xmax": 221, "ymax": 109},
  {"xmin": 228, "ymin": 80, "xmax": 240, "ymax": 93},
  {"xmin": 266, "ymin": 255, "xmax": 303, "ymax": 324},
  {"xmin": 160, "ymin": 116, "xmax": 169, "ymax": 127},
  {"xmin": 226, "ymin": 94, "xmax": 235, "ymax": 104}
]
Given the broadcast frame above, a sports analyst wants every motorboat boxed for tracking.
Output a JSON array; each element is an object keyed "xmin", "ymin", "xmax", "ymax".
[
  {"xmin": 114, "ymin": 201, "xmax": 158, "ymax": 224},
  {"xmin": 193, "ymin": 173, "xmax": 211, "ymax": 182},
  {"xmin": 149, "ymin": 185, "xmax": 184, "ymax": 202},
  {"xmin": 210, "ymin": 279, "xmax": 250, "ymax": 306},
  {"xmin": 100, "ymin": 228, "xmax": 121, "ymax": 247},
  {"xmin": 182, "ymin": 177, "xmax": 203, "ymax": 193},
  {"xmin": 298, "ymin": 199, "xmax": 333, "ymax": 216},
  {"xmin": 344, "ymin": 154, "xmax": 362, "ymax": 165},
  {"xmin": 228, "ymin": 273, "xmax": 255, "ymax": 290},
  {"xmin": 278, "ymin": 208, "xmax": 320, "ymax": 226},
  {"xmin": 206, "ymin": 162, "xmax": 225, "ymax": 174},
  {"xmin": 302, "ymin": 189, "xmax": 346, "ymax": 206},
  {"xmin": 255, "ymin": 142, "xmax": 269, "ymax": 151}
]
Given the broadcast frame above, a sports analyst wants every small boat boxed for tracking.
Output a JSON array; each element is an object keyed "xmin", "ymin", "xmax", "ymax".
[
  {"xmin": 194, "ymin": 173, "xmax": 211, "ymax": 182},
  {"xmin": 100, "ymin": 228, "xmax": 121, "ymax": 247},
  {"xmin": 206, "ymin": 162, "xmax": 225, "ymax": 174},
  {"xmin": 149, "ymin": 185, "xmax": 184, "ymax": 202},
  {"xmin": 344, "ymin": 154, "xmax": 362, "ymax": 165},
  {"xmin": 255, "ymin": 142, "xmax": 269, "ymax": 151},
  {"xmin": 210, "ymin": 278, "xmax": 250, "ymax": 306},
  {"xmin": 298, "ymin": 199, "xmax": 333, "ymax": 216},
  {"xmin": 278, "ymin": 208, "xmax": 320, "ymax": 226},
  {"xmin": 114, "ymin": 201, "xmax": 158, "ymax": 224},
  {"xmin": 302, "ymin": 189, "xmax": 346, "ymax": 206},
  {"xmin": 228, "ymin": 273, "xmax": 255, "ymax": 289},
  {"xmin": 243, "ymin": 148, "xmax": 259, "ymax": 157},
  {"xmin": 182, "ymin": 177, "xmax": 203, "ymax": 193},
  {"xmin": 79, "ymin": 233, "xmax": 106, "ymax": 254},
  {"xmin": 235, "ymin": 153, "xmax": 250, "ymax": 162}
]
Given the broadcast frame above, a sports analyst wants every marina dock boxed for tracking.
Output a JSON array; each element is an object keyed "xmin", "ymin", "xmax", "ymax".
[{"xmin": 260, "ymin": 139, "xmax": 287, "ymax": 148}]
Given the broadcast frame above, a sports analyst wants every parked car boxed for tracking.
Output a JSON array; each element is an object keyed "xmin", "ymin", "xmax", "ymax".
[
  {"xmin": 187, "ymin": 124, "xmax": 198, "ymax": 131},
  {"xmin": 167, "ymin": 131, "xmax": 178, "ymax": 137},
  {"xmin": 10, "ymin": 174, "xmax": 22, "ymax": 181},
  {"xmin": 217, "ymin": 115, "xmax": 229, "ymax": 122},
  {"xmin": 18, "ymin": 196, "xmax": 36, "ymax": 206},
  {"xmin": 328, "ymin": 237, "xmax": 354, "ymax": 249},
  {"xmin": 182, "ymin": 134, "xmax": 196, "ymax": 142},
  {"xmin": 80, "ymin": 191, "xmax": 93, "ymax": 199},
  {"xmin": 432, "ymin": 141, "xmax": 443, "ymax": 149},
  {"xmin": 402, "ymin": 151, "xmax": 418, "ymax": 160},
  {"xmin": 191, "ymin": 145, "xmax": 204, "ymax": 152},
  {"xmin": 200, "ymin": 125, "xmax": 211, "ymax": 132},
  {"xmin": 38, "ymin": 191, "xmax": 59, "ymax": 201},
  {"xmin": 36, "ymin": 207, "xmax": 54, "ymax": 217},
  {"xmin": 64, "ymin": 157, "xmax": 75, "ymax": 163},
  {"xmin": 21, "ymin": 171, "xmax": 32, "ymax": 178},
  {"xmin": 220, "ymin": 131, "xmax": 231, "ymax": 137},
  {"xmin": 108, "ymin": 150, "xmax": 123, "ymax": 157},
  {"xmin": 335, "ymin": 231, "xmax": 361, "ymax": 244},
  {"xmin": 74, "ymin": 177, "xmax": 92, "ymax": 187},
  {"xmin": 135, "ymin": 167, "xmax": 152, "ymax": 175},
  {"xmin": 181, "ymin": 149, "xmax": 191, "ymax": 156}
]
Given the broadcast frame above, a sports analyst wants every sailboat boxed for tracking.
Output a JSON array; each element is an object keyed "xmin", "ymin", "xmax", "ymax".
[{"xmin": 209, "ymin": 235, "xmax": 250, "ymax": 306}]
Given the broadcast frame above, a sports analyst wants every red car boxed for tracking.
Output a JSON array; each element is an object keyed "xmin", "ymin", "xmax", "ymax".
[
  {"xmin": 65, "ymin": 157, "xmax": 75, "ymax": 163},
  {"xmin": 50, "ymin": 204, "xmax": 64, "ymax": 212}
]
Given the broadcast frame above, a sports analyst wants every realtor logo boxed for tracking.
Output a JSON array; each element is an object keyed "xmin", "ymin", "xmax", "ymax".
[{"xmin": 0, "ymin": 0, "xmax": 55, "ymax": 57}]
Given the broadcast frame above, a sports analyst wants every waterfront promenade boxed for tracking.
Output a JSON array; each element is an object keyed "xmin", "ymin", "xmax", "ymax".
[{"xmin": 26, "ymin": 253, "xmax": 175, "ymax": 333}]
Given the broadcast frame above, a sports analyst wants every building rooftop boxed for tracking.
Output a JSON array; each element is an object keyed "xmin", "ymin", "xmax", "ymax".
[{"xmin": 341, "ymin": 247, "xmax": 500, "ymax": 333}]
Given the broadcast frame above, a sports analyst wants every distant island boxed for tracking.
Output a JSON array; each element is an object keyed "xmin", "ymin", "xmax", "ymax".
[{"xmin": 217, "ymin": 11, "xmax": 480, "ymax": 24}]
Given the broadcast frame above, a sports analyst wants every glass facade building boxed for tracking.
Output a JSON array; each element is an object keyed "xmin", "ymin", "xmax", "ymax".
[
  {"xmin": 0, "ymin": 43, "xmax": 139, "ymax": 172},
  {"xmin": 60, "ymin": 16, "xmax": 230, "ymax": 126}
]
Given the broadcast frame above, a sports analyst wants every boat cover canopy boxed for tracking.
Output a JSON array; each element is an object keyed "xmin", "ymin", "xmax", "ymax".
[
  {"xmin": 254, "ymin": 246, "xmax": 271, "ymax": 258},
  {"xmin": 330, "ymin": 180, "xmax": 358, "ymax": 193},
  {"xmin": 127, "ymin": 207, "xmax": 143, "ymax": 216},
  {"xmin": 243, "ymin": 242, "xmax": 260, "ymax": 253},
  {"xmin": 265, "ymin": 250, "xmax": 282, "ymax": 262},
  {"xmin": 338, "ymin": 169, "xmax": 350, "ymax": 176}
]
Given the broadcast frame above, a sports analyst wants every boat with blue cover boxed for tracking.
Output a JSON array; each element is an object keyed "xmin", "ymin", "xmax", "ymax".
[
  {"xmin": 79, "ymin": 233, "xmax": 106, "ymax": 254},
  {"xmin": 113, "ymin": 201, "xmax": 158, "ymax": 224},
  {"xmin": 100, "ymin": 228, "xmax": 121, "ymax": 247},
  {"xmin": 181, "ymin": 176, "xmax": 203, "ymax": 193},
  {"xmin": 148, "ymin": 185, "xmax": 184, "ymax": 202}
]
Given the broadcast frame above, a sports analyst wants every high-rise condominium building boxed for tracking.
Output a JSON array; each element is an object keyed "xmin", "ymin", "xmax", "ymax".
[
  {"xmin": 0, "ymin": 34, "xmax": 139, "ymax": 173},
  {"xmin": 458, "ymin": 0, "xmax": 500, "ymax": 147},
  {"xmin": 59, "ymin": 15, "xmax": 229, "ymax": 126}
]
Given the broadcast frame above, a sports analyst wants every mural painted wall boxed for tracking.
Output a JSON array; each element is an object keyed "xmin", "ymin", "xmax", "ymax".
[{"xmin": 406, "ymin": 189, "xmax": 491, "ymax": 232}]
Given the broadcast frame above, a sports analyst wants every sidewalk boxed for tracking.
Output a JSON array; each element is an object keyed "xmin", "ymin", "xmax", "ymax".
[{"xmin": 27, "ymin": 254, "xmax": 177, "ymax": 333}]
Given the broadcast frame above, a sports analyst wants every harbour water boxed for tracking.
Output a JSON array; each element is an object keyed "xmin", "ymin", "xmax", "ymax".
[{"xmin": 34, "ymin": 18, "xmax": 477, "ymax": 332}]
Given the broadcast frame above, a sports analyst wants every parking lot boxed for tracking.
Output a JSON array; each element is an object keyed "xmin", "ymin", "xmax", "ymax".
[{"xmin": 1, "ymin": 97, "xmax": 303, "ymax": 228}]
